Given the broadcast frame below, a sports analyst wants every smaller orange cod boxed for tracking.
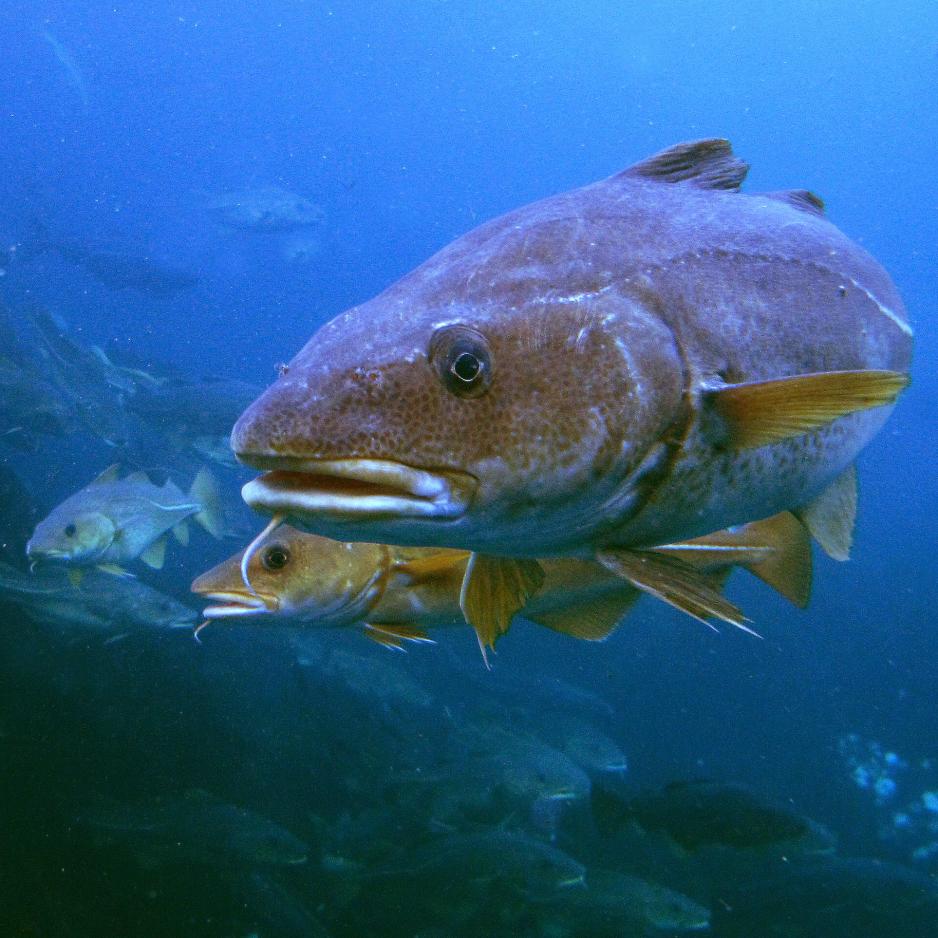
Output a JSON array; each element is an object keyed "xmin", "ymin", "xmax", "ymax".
[
  {"xmin": 191, "ymin": 512, "xmax": 811, "ymax": 655},
  {"xmin": 231, "ymin": 140, "xmax": 912, "ymax": 636}
]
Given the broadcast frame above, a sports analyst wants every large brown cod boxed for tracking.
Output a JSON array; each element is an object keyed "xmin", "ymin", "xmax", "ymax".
[{"xmin": 231, "ymin": 139, "xmax": 912, "ymax": 637}]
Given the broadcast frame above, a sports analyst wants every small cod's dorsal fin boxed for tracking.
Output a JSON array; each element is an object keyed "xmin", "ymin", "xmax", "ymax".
[
  {"xmin": 619, "ymin": 139, "xmax": 749, "ymax": 191},
  {"xmin": 763, "ymin": 189, "xmax": 825, "ymax": 217}
]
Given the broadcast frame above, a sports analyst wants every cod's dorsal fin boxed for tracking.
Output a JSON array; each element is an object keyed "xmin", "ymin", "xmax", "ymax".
[
  {"xmin": 89, "ymin": 464, "xmax": 121, "ymax": 486},
  {"xmin": 706, "ymin": 369, "xmax": 909, "ymax": 450},
  {"xmin": 619, "ymin": 139, "xmax": 749, "ymax": 191},
  {"xmin": 459, "ymin": 554, "xmax": 546, "ymax": 662},
  {"xmin": 795, "ymin": 465, "xmax": 857, "ymax": 561},
  {"xmin": 125, "ymin": 470, "xmax": 151, "ymax": 485},
  {"xmin": 762, "ymin": 189, "xmax": 825, "ymax": 217},
  {"xmin": 526, "ymin": 586, "xmax": 640, "ymax": 642}
]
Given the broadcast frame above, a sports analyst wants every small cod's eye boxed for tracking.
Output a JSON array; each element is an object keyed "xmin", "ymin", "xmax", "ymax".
[
  {"xmin": 262, "ymin": 544, "xmax": 290, "ymax": 571},
  {"xmin": 64, "ymin": 524, "xmax": 77, "ymax": 537},
  {"xmin": 428, "ymin": 324, "xmax": 493, "ymax": 399}
]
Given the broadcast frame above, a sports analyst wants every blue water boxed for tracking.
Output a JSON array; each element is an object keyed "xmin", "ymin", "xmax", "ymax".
[{"xmin": 0, "ymin": 2, "xmax": 936, "ymax": 935}]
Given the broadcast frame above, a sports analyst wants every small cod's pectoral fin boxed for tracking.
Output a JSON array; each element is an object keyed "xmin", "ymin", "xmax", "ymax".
[
  {"xmin": 795, "ymin": 464, "xmax": 857, "ymax": 561},
  {"xmin": 140, "ymin": 535, "xmax": 167, "ymax": 570},
  {"xmin": 655, "ymin": 511, "xmax": 813, "ymax": 608},
  {"xmin": 706, "ymin": 370, "xmax": 908, "ymax": 450},
  {"xmin": 459, "ymin": 554, "xmax": 546, "ymax": 660},
  {"xmin": 597, "ymin": 548, "xmax": 756, "ymax": 635},
  {"xmin": 526, "ymin": 586, "xmax": 641, "ymax": 642},
  {"xmin": 394, "ymin": 551, "xmax": 471, "ymax": 584},
  {"xmin": 67, "ymin": 568, "xmax": 84, "ymax": 588},
  {"xmin": 190, "ymin": 467, "xmax": 224, "ymax": 539}
]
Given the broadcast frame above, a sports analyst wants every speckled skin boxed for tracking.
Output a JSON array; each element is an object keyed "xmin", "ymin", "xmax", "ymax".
[{"xmin": 232, "ymin": 141, "xmax": 912, "ymax": 556}]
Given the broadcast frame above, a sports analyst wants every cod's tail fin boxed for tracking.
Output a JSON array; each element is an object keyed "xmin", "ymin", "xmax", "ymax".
[{"xmin": 190, "ymin": 468, "xmax": 224, "ymax": 539}]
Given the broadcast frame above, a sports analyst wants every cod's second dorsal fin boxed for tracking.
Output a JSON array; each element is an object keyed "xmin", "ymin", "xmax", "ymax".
[
  {"xmin": 619, "ymin": 139, "xmax": 749, "ymax": 191},
  {"xmin": 763, "ymin": 189, "xmax": 826, "ymax": 217}
]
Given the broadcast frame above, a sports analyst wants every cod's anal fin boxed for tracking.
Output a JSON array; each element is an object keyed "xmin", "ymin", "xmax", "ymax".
[
  {"xmin": 706, "ymin": 369, "xmax": 908, "ymax": 450},
  {"xmin": 459, "ymin": 554, "xmax": 546, "ymax": 660},
  {"xmin": 140, "ymin": 536, "xmax": 167, "ymax": 570},
  {"xmin": 795, "ymin": 464, "xmax": 857, "ymax": 561},
  {"xmin": 526, "ymin": 586, "xmax": 641, "ymax": 642},
  {"xmin": 597, "ymin": 548, "xmax": 756, "ymax": 635},
  {"xmin": 655, "ymin": 511, "xmax": 813, "ymax": 608}
]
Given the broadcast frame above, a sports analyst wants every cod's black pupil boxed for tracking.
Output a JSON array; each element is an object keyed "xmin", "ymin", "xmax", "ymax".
[
  {"xmin": 452, "ymin": 351, "xmax": 481, "ymax": 382},
  {"xmin": 265, "ymin": 547, "xmax": 289, "ymax": 569},
  {"xmin": 64, "ymin": 524, "xmax": 76, "ymax": 537}
]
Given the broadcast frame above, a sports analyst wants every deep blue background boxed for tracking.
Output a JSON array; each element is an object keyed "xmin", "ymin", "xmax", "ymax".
[{"xmin": 0, "ymin": 0, "xmax": 935, "ymax": 872}]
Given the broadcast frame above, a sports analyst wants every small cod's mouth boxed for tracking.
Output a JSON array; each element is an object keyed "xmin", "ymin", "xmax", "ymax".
[
  {"xmin": 193, "ymin": 589, "xmax": 279, "ymax": 619},
  {"xmin": 238, "ymin": 458, "xmax": 477, "ymax": 523}
]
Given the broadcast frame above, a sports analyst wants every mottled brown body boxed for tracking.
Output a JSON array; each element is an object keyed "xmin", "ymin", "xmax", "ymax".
[{"xmin": 233, "ymin": 140, "xmax": 911, "ymax": 558}]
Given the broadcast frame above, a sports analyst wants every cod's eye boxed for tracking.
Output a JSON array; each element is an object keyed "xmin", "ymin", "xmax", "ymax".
[
  {"xmin": 262, "ymin": 544, "xmax": 290, "ymax": 571},
  {"xmin": 428, "ymin": 324, "xmax": 493, "ymax": 399},
  {"xmin": 64, "ymin": 524, "xmax": 77, "ymax": 537}
]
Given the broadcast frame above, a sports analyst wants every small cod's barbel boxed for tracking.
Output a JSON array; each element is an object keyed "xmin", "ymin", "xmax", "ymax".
[{"xmin": 231, "ymin": 139, "xmax": 911, "ymax": 635}]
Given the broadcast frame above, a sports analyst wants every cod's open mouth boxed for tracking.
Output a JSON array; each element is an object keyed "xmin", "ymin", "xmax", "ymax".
[
  {"xmin": 238, "ymin": 458, "xmax": 477, "ymax": 522},
  {"xmin": 194, "ymin": 590, "xmax": 279, "ymax": 619}
]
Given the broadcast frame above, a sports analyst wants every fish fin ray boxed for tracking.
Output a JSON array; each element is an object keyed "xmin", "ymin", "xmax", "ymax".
[
  {"xmin": 619, "ymin": 138, "xmax": 749, "ymax": 190},
  {"xmin": 597, "ymin": 548, "xmax": 754, "ymax": 633},
  {"xmin": 362, "ymin": 626, "xmax": 407, "ymax": 652},
  {"xmin": 526, "ymin": 587, "xmax": 640, "ymax": 641},
  {"xmin": 459, "ymin": 554, "xmax": 545, "ymax": 653},
  {"xmin": 140, "ymin": 536, "xmax": 167, "ymax": 570},
  {"xmin": 706, "ymin": 369, "xmax": 908, "ymax": 450},
  {"xmin": 795, "ymin": 465, "xmax": 857, "ymax": 561}
]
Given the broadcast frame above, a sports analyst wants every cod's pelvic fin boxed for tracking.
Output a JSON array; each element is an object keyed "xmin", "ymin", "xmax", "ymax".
[
  {"xmin": 596, "ymin": 548, "xmax": 754, "ymax": 635},
  {"xmin": 706, "ymin": 369, "xmax": 908, "ymax": 450}
]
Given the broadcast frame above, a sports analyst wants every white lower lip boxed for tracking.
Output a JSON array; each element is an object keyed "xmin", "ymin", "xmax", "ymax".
[
  {"xmin": 240, "ymin": 459, "xmax": 474, "ymax": 522},
  {"xmin": 199, "ymin": 591, "xmax": 272, "ymax": 618}
]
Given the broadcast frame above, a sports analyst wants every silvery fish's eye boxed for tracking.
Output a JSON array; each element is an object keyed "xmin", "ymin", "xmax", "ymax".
[
  {"xmin": 64, "ymin": 524, "xmax": 77, "ymax": 537},
  {"xmin": 428, "ymin": 324, "xmax": 493, "ymax": 399},
  {"xmin": 262, "ymin": 544, "xmax": 290, "ymax": 571}
]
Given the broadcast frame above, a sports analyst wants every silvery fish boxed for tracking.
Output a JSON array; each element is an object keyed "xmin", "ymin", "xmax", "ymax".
[
  {"xmin": 232, "ymin": 139, "xmax": 911, "ymax": 639},
  {"xmin": 27, "ymin": 464, "xmax": 223, "ymax": 576}
]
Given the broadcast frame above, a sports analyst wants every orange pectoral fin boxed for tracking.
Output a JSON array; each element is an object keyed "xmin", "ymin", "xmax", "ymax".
[{"xmin": 706, "ymin": 369, "xmax": 908, "ymax": 450}]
